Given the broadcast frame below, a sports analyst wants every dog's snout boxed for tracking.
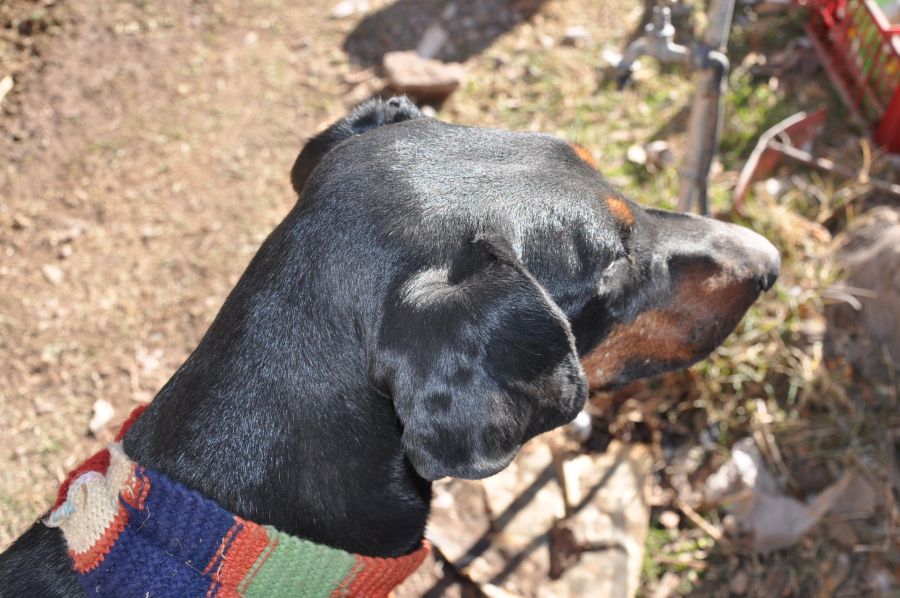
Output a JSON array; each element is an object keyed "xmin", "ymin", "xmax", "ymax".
[
  {"xmin": 746, "ymin": 231, "xmax": 780, "ymax": 293},
  {"xmin": 719, "ymin": 221, "xmax": 781, "ymax": 293}
]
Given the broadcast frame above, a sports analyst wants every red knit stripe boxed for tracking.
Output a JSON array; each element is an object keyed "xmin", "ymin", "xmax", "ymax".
[
  {"xmin": 203, "ymin": 522, "xmax": 241, "ymax": 576},
  {"xmin": 53, "ymin": 405, "xmax": 148, "ymax": 510},
  {"xmin": 114, "ymin": 405, "xmax": 149, "ymax": 441},
  {"xmin": 209, "ymin": 518, "xmax": 270, "ymax": 597},
  {"xmin": 334, "ymin": 542, "xmax": 429, "ymax": 597}
]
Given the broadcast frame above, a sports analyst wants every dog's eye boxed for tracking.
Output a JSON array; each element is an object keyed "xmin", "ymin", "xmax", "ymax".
[{"xmin": 603, "ymin": 248, "xmax": 627, "ymax": 274}]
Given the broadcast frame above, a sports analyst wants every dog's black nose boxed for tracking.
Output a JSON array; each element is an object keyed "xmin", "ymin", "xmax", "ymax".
[
  {"xmin": 753, "ymin": 239, "xmax": 780, "ymax": 292},
  {"xmin": 718, "ymin": 219, "xmax": 781, "ymax": 293},
  {"xmin": 759, "ymin": 269, "xmax": 779, "ymax": 292}
]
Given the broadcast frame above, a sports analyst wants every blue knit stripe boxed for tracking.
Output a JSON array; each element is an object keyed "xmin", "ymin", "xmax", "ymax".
[
  {"xmin": 77, "ymin": 467, "xmax": 241, "ymax": 597},
  {"xmin": 126, "ymin": 469, "xmax": 237, "ymax": 570},
  {"xmin": 79, "ymin": 525, "xmax": 212, "ymax": 597}
]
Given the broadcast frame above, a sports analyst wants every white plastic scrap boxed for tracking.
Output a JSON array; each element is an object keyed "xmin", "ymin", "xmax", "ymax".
[{"xmin": 704, "ymin": 437, "xmax": 853, "ymax": 552}]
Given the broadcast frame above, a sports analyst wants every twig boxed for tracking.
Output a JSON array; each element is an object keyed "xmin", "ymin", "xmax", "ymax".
[
  {"xmin": 654, "ymin": 555, "xmax": 708, "ymax": 570},
  {"xmin": 548, "ymin": 429, "xmax": 574, "ymax": 519},
  {"xmin": 768, "ymin": 141, "xmax": 900, "ymax": 199},
  {"xmin": 651, "ymin": 571, "xmax": 683, "ymax": 598},
  {"xmin": 858, "ymin": 138, "xmax": 872, "ymax": 185},
  {"xmin": 753, "ymin": 399, "xmax": 790, "ymax": 483},
  {"xmin": 674, "ymin": 496, "xmax": 725, "ymax": 543}
]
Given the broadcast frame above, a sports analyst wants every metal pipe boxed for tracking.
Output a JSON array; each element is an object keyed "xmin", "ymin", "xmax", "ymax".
[{"xmin": 676, "ymin": 0, "xmax": 736, "ymax": 214}]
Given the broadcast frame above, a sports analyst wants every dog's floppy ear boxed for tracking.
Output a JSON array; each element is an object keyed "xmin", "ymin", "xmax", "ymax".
[
  {"xmin": 290, "ymin": 96, "xmax": 424, "ymax": 195},
  {"xmin": 375, "ymin": 235, "xmax": 588, "ymax": 481}
]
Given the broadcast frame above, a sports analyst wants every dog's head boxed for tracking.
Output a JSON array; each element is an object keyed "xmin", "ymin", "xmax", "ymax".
[{"xmin": 291, "ymin": 98, "xmax": 779, "ymax": 481}]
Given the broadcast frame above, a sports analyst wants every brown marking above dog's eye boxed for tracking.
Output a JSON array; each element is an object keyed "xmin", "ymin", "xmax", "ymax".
[
  {"xmin": 570, "ymin": 144, "xmax": 597, "ymax": 169},
  {"xmin": 606, "ymin": 196, "xmax": 635, "ymax": 228}
]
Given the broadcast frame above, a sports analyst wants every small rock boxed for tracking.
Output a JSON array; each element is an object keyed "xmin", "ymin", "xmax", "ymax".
[
  {"xmin": 480, "ymin": 584, "xmax": 519, "ymax": 598},
  {"xmin": 730, "ymin": 570, "xmax": 749, "ymax": 595},
  {"xmin": 88, "ymin": 399, "xmax": 115, "ymax": 435},
  {"xmin": 566, "ymin": 409, "xmax": 593, "ymax": 443},
  {"xmin": 383, "ymin": 51, "xmax": 465, "ymax": 100},
  {"xmin": 0, "ymin": 75, "xmax": 13, "ymax": 106},
  {"xmin": 764, "ymin": 177, "xmax": 790, "ymax": 198},
  {"xmin": 829, "ymin": 519, "xmax": 858, "ymax": 549},
  {"xmin": 432, "ymin": 487, "xmax": 454, "ymax": 509},
  {"xmin": 562, "ymin": 26, "xmax": 590, "ymax": 46},
  {"xmin": 330, "ymin": 0, "xmax": 367, "ymax": 19},
  {"xmin": 416, "ymin": 23, "xmax": 448, "ymax": 59},
  {"xmin": 538, "ymin": 33, "xmax": 556, "ymax": 49},
  {"xmin": 41, "ymin": 264, "xmax": 64, "ymax": 285},
  {"xmin": 602, "ymin": 47, "xmax": 625, "ymax": 68},
  {"xmin": 34, "ymin": 396, "xmax": 54, "ymax": 415},
  {"xmin": 628, "ymin": 141, "xmax": 674, "ymax": 171},
  {"xmin": 440, "ymin": 3, "xmax": 457, "ymax": 20},
  {"xmin": 645, "ymin": 140, "xmax": 675, "ymax": 170},
  {"xmin": 11, "ymin": 214, "xmax": 31, "ymax": 230},
  {"xmin": 658, "ymin": 510, "xmax": 680, "ymax": 530},
  {"xmin": 626, "ymin": 144, "xmax": 647, "ymax": 165},
  {"xmin": 825, "ymin": 206, "xmax": 900, "ymax": 382}
]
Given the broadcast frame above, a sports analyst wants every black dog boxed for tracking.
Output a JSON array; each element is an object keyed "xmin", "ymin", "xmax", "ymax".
[{"xmin": 0, "ymin": 97, "xmax": 779, "ymax": 596}]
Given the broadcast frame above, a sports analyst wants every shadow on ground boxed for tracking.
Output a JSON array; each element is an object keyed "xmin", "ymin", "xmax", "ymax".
[{"xmin": 343, "ymin": 0, "xmax": 547, "ymax": 67}]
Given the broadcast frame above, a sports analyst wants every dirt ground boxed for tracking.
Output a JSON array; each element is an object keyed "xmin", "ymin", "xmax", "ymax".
[{"xmin": 2, "ymin": 0, "xmax": 898, "ymax": 596}]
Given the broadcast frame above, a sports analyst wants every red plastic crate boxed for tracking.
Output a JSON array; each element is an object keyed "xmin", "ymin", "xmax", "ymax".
[{"xmin": 806, "ymin": 0, "xmax": 900, "ymax": 152}]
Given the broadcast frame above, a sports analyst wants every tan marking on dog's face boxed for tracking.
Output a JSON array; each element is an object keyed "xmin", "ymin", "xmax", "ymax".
[
  {"xmin": 581, "ymin": 261, "xmax": 757, "ymax": 389},
  {"xmin": 580, "ymin": 309, "xmax": 696, "ymax": 388},
  {"xmin": 571, "ymin": 144, "xmax": 597, "ymax": 169},
  {"xmin": 606, "ymin": 196, "xmax": 635, "ymax": 227}
]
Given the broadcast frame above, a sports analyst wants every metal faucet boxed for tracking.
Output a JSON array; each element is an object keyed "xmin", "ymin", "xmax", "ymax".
[{"xmin": 615, "ymin": 6, "xmax": 690, "ymax": 89}]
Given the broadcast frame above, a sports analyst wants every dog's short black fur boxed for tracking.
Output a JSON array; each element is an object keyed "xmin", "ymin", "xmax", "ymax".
[{"xmin": 0, "ymin": 97, "xmax": 779, "ymax": 596}]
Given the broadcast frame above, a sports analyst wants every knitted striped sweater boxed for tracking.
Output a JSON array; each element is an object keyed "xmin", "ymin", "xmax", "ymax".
[{"xmin": 44, "ymin": 410, "xmax": 428, "ymax": 597}]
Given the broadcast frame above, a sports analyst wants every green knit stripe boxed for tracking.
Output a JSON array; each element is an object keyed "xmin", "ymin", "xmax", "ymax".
[{"xmin": 240, "ymin": 527, "xmax": 357, "ymax": 597}]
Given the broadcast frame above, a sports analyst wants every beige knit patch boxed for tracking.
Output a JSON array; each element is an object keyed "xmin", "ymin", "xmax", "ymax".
[{"xmin": 45, "ymin": 443, "xmax": 136, "ymax": 555}]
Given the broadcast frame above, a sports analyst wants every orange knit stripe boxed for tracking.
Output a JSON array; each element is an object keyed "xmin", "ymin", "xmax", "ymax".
[
  {"xmin": 335, "ymin": 542, "xmax": 429, "ymax": 597},
  {"xmin": 331, "ymin": 558, "xmax": 365, "ymax": 597},
  {"xmin": 203, "ymin": 522, "xmax": 241, "ymax": 576},
  {"xmin": 121, "ymin": 467, "xmax": 150, "ymax": 510},
  {"xmin": 70, "ymin": 503, "xmax": 130, "ymax": 574},
  {"xmin": 236, "ymin": 533, "xmax": 280, "ymax": 594},
  {"xmin": 209, "ymin": 518, "xmax": 270, "ymax": 597}
]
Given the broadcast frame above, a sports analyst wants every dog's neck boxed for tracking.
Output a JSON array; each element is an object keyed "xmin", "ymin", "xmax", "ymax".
[
  {"xmin": 122, "ymin": 219, "xmax": 431, "ymax": 558},
  {"xmin": 122, "ymin": 341, "xmax": 431, "ymax": 558}
]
